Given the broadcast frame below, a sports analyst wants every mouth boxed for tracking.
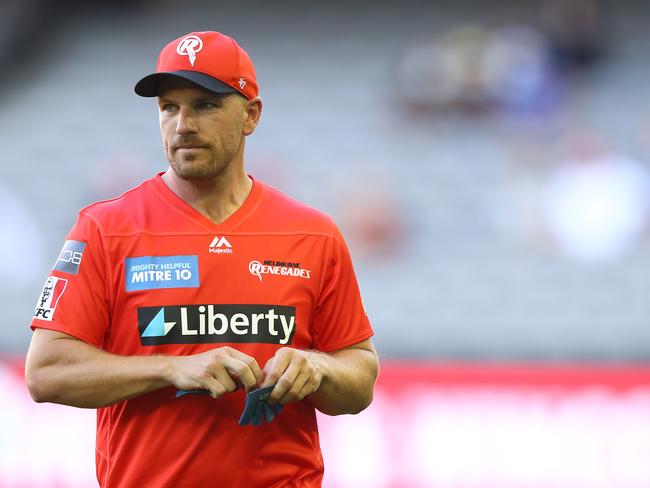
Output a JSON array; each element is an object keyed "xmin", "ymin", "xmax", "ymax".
[{"xmin": 175, "ymin": 145, "xmax": 208, "ymax": 151}]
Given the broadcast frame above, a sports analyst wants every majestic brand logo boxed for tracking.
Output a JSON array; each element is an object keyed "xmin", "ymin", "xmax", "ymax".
[
  {"xmin": 53, "ymin": 240, "xmax": 86, "ymax": 275},
  {"xmin": 34, "ymin": 276, "xmax": 68, "ymax": 321},
  {"xmin": 238, "ymin": 77, "xmax": 246, "ymax": 89},
  {"xmin": 125, "ymin": 255, "xmax": 199, "ymax": 291},
  {"xmin": 209, "ymin": 236, "xmax": 233, "ymax": 254},
  {"xmin": 249, "ymin": 260, "xmax": 311, "ymax": 282},
  {"xmin": 137, "ymin": 304, "xmax": 296, "ymax": 346},
  {"xmin": 176, "ymin": 35, "xmax": 203, "ymax": 66}
]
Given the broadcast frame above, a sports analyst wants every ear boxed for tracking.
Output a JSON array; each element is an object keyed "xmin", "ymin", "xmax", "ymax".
[{"xmin": 242, "ymin": 97, "xmax": 262, "ymax": 136}]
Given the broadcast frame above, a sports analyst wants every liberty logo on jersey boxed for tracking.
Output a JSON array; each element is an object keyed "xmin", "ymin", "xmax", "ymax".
[
  {"xmin": 137, "ymin": 304, "xmax": 296, "ymax": 345},
  {"xmin": 209, "ymin": 236, "xmax": 233, "ymax": 254}
]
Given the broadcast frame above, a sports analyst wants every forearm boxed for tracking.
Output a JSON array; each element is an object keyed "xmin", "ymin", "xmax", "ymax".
[
  {"xmin": 308, "ymin": 347, "xmax": 378, "ymax": 416},
  {"xmin": 26, "ymin": 335, "xmax": 172, "ymax": 408}
]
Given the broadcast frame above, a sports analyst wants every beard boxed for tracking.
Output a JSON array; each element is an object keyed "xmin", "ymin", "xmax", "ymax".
[
  {"xmin": 168, "ymin": 151, "xmax": 229, "ymax": 181},
  {"xmin": 167, "ymin": 137, "xmax": 239, "ymax": 182}
]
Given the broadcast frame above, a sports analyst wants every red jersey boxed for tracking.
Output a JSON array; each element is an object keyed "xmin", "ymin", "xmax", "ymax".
[{"xmin": 30, "ymin": 173, "xmax": 373, "ymax": 488}]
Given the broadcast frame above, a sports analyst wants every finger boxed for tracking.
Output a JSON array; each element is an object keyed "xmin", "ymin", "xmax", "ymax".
[
  {"xmin": 277, "ymin": 369, "xmax": 311, "ymax": 405},
  {"xmin": 262, "ymin": 355, "xmax": 275, "ymax": 375},
  {"xmin": 294, "ymin": 378, "xmax": 319, "ymax": 402},
  {"xmin": 222, "ymin": 356, "xmax": 261, "ymax": 390},
  {"xmin": 202, "ymin": 376, "xmax": 227, "ymax": 399},
  {"xmin": 223, "ymin": 348, "xmax": 264, "ymax": 385},
  {"xmin": 268, "ymin": 361, "xmax": 302, "ymax": 405},
  {"xmin": 211, "ymin": 368, "xmax": 238, "ymax": 393},
  {"xmin": 261, "ymin": 352, "xmax": 292, "ymax": 389}
]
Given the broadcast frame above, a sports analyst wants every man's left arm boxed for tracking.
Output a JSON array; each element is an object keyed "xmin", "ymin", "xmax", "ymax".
[{"xmin": 262, "ymin": 338, "xmax": 379, "ymax": 416}]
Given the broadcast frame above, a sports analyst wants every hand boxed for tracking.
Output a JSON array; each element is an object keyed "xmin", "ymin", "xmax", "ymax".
[
  {"xmin": 168, "ymin": 347, "xmax": 263, "ymax": 399},
  {"xmin": 262, "ymin": 347, "xmax": 323, "ymax": 406}
]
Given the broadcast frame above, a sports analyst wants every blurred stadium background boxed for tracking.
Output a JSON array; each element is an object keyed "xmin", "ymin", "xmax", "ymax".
[{"xmin": 2, "ymin": 0, "xmax": 650, "ymax": 486}]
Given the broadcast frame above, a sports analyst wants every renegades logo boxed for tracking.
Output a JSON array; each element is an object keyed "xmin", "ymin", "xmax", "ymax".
[
  {"xmin": 248, "ymin": 260, "xmax": 311, "ymax": 282},
  {"xmin": 137, "ymin": 304, "xmax": 296, "ymax": 346}
]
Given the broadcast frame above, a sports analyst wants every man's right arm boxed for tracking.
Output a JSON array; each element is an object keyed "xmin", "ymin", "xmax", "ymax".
[{"xmin": 25, "ymin": 328, "xmax": 263, "ymax": 408}]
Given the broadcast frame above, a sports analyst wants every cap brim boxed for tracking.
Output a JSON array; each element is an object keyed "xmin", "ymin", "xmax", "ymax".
[{"xmin": 134, "ymin": 70, "xmax": 237, "ymax": 97}]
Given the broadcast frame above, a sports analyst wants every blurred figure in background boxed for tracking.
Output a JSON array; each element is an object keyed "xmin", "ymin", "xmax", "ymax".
[
  {"xmin": 541, "ymin": 131, "xmax": 650, "ymax": 262},
  {"xmin": 397, "ymin": 25, "xmax": 494, "ymax": 113},
  {"xmin": 539, "ymin": 0, "xmax": 606, "ymax": 72},
  {"xmin": 396, "ymin": 23, "xmax": 560, "ymax": 116},
  {"xmin": 494, "ymin": 130, "xmax": 650, "ymax": 263},
  {"xmin": 396, "ymin": 0, "xmax": 606, "ymax": 119},
  {"xmin": 334, "ymin": 163, "xmax": 404, "ymax": 261}
]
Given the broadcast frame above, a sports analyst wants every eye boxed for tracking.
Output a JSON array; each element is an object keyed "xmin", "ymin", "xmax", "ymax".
[
  {"xmin": 197, "ymin": 102, "xmax": 217, "ymax": 110},
  {"xmin": 160, "ymin": 103, "xmax": 178, "ymax": 113}
]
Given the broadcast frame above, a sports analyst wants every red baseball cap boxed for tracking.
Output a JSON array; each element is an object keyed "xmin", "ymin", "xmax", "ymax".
[{"xmin": 134, "ymin": 31, "xmax": 258, "ymax": 99}]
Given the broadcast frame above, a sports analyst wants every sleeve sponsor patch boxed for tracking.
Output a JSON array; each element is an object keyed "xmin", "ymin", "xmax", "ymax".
[
  {"xmin": 125, "ymin": 255, "xmax": 200, "ymax": 291},
  {"xmin": 34, "ymin": 276, "xmax": 68, "ymax": 321},
  {"xmin": 53, "ymin": 240, "xmax": 86, "ymax": 275}
]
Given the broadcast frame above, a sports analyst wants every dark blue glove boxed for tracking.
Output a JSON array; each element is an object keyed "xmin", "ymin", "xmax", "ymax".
[
  {"xmin": 239, "ymin": 385, "xmax": 284, "ymax": 426},
  {"xmin": 175, "ymin": 385, "xmax": 284, "ymax": 426},
  {"xmin": 175, "ymin": 389, "xmax": 210, "ymax": 398}
]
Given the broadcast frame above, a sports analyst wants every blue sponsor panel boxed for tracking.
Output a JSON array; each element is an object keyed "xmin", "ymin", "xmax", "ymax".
[{"xmin": 125, "ymin": 255, "xmax": 200, "ymax": 291}]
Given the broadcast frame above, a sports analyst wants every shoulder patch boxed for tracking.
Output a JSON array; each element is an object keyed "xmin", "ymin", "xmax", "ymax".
[
  {"xmin": 34, "ymin": 276, "xmax": 68, "ymax": 321},
  {"xmin": 53, "ymin": 240, "xmax": 86, "ymax": 275}
]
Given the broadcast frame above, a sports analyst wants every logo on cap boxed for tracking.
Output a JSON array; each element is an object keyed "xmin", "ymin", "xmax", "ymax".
[{"xmin": 176, "ymin": 35, "xmax": 203, "ymax": 66}]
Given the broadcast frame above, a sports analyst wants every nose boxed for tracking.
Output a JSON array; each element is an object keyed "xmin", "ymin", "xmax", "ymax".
[{"xmin": 176, "ymin": 106, "xmax": 198, "ymax": 135}]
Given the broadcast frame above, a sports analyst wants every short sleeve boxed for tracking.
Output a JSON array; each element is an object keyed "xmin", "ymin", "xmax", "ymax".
[
  {"xmin": 30, "ymin": 212, "xmax": 110, "ymax": 347},
  {"xmin": 311, "ymin": 225, "xmax": 373, "ymax": 352}
]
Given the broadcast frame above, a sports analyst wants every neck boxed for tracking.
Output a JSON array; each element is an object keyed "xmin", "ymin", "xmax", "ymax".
[{"xmin": 161, "ymin": 163, "xmax": 253, "ymax": 225}]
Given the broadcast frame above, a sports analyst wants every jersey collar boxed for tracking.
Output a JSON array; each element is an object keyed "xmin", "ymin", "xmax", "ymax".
[{"xmin": 151, "ymin": 171, "xmax": 263, "ymax": 231}]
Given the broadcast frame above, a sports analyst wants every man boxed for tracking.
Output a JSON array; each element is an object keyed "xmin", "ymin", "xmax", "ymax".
[{"xmin": 25, "ymin": 31, "xmax": 378, "ymax": 487}]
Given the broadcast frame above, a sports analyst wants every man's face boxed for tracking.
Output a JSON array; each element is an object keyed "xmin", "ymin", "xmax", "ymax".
[{"xmin": 157, "ymin": 79, "xmax": 249, "ymax": 181}]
